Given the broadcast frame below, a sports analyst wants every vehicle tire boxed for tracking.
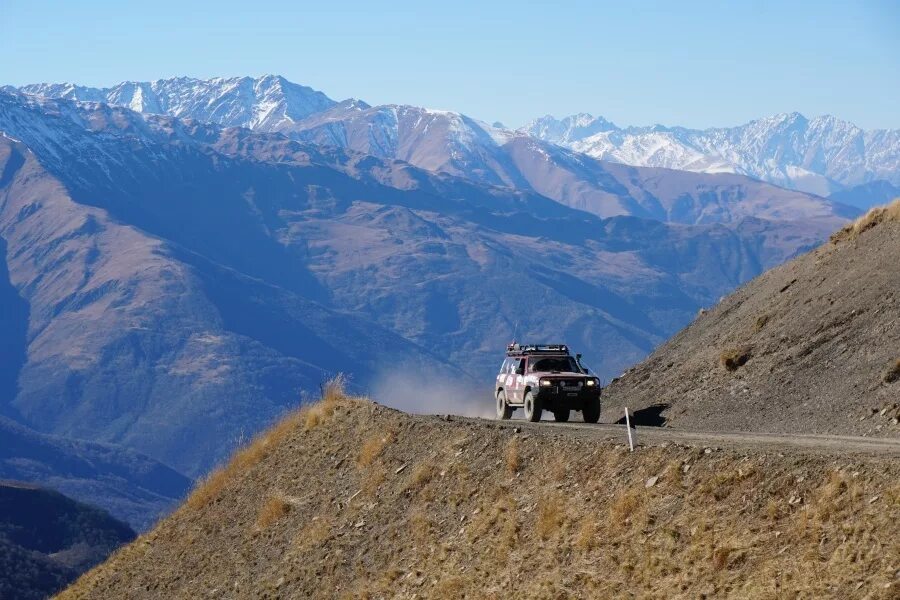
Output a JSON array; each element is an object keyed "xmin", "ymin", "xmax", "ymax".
[
  {"xmin": 582, "ymin": 397, "xmax": 601, "ymax": 423},
  {"xmin": 523, "ymin": 391, "xmax": 543, "ymax": 422},
  {"xmin": 496, "ymin": 390, "xmax": 513, "ymax": 420},
  {"xmin": 553, "ymin": 409, "xmax": 570, "ymax": 422}
]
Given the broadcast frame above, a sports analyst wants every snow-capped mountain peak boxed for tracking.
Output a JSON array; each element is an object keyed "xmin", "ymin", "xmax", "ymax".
[
  {"xmin": 18, "ymin": 75, "xmax": 338, "ymax": 132},
  {"xmin": 524, "ymin": 111, "xmax": 900, "ymax": 196}
]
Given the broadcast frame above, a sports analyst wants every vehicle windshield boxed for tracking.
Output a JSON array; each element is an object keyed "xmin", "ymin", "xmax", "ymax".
[{"xmin": 529, "ymin": 356, "xmax": 580, "ymax": 373}]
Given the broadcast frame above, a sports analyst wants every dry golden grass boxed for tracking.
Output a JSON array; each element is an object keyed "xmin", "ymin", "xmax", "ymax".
[
  {"xmin": 357, "ymin": 431, "xmax": 394, "ymax": 467},
  {"xmin": 185, "ymin": 376, "xmax": 347, "ymax": 511},
  {"xmin": 720, "ymin": 346, "xmax": 751, "ymax": 371},
  {"xmin": 831, "ymin": 197, "xmax": 900, "ymax": 243},
  {"xmin": 294, "ymin": 516, "xmax": 332, "ymax": 552},
  {"xmin": 883, "ymin": 358, "xmax": 900, "ymax": 384},
  {"xmin": 575, "ymin": 514, "xmax": 599, "ymax": 551},
  {"xmin": 503, "ymin": 438, "xmax": 520, "ymax": 475},
  {"xmin": 408, "ymin": 510, "xmax": 432, "ymax": 547},
  {"xmin": 304, "ymin": 375, "xmax": 345, "ymax": 430},
  {"xmin": 608, "ymin": 488, "xmax": 642, "ymax": 528},
  {"xmin": 62, "ymin": 401, "xmax": 900, "ymax": 600},
  {"xmin": 256, "ymin": 496, "xmax": 291, "ymax": 529},
  {"xmin": 405, "ymin": 462, "xmax": 437, "ymax": 493},
  {"xmin": 536, "ymin": 492, "xmax": 564, "ymax": 540}
]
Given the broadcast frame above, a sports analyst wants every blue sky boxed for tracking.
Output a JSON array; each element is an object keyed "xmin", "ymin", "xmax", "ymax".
[{"xmin": 1, "ymin": 0, "xmax": 897, "ymax": 129}]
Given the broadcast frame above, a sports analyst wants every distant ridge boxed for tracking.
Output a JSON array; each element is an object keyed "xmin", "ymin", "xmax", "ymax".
[
  {"xmin": 523, "ymin": 112, "xmax": 900, "ymax": 198},
  {"xmin": 0, "ymin": 481, "xmax": 135, "ymax": 600}
]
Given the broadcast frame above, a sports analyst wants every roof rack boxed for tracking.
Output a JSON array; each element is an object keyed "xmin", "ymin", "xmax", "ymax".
[{"xmin": 506, "ymin": 343, "xmax": 570, "ymax": 356}]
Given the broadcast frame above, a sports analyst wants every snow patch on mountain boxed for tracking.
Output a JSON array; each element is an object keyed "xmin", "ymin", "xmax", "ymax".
[
  {"xmin": 18, "ymin": 75, "xmax": 337, "ymax": 132},
  {"xmin": 523, "ymin": 112, "xmax": 900, "ymax": 195}
]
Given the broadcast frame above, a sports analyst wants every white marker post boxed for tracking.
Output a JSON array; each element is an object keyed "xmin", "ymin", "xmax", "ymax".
[{"xmin": 625, "ymin": 407, "xmax": 636, "ymax": 452}]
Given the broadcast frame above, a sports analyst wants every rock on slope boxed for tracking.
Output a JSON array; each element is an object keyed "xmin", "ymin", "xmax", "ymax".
[
  {"xmin": 603, "ymin": 200, "xmax": 900, "ymax": 437},
  {"xmin": 59, "ymin": 391, "xmax": 899, "ymax": 599},
  {"xmin": 0, "ymin": 481, "xmax": 135, "ymax": 600}
]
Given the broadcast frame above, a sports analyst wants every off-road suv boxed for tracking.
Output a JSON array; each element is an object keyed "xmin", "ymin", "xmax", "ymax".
[{"xmin": 495, "ymin": 343, "xmax": 601, "ymax": 423}]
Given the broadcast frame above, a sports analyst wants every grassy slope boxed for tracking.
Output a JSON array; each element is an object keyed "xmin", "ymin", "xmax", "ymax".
[{"xmin": 61, "ymin": 384, "xmax": 899, "ymax": 599}]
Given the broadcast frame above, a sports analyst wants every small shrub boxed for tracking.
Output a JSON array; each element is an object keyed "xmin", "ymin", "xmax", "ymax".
[
  {"xmin": 754, "ymin": 314, "xmax": 770, "ymax": 332},
  {"xmin": 720, "ymin": 347, "xmax": 751, "ymax": 371},
  {"xmin": 257, "ymin": 496, "xmax": 291, "ymax": 528},
  {"xmin": 883, "ymin": 359, "xmax": 900, "ymax": 384}
]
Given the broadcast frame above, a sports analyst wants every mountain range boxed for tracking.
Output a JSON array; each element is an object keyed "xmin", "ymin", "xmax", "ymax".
[
  {"xmin": 17, "ymin": 76, "xmax": 900, "ymax": 207},
  {"xmin": 0, "ymin": 75, "xmax": 882, "ymax": 531},
  {"xmin": 523, "ymin": 112, "xmax": 900, "ymax": 202}
]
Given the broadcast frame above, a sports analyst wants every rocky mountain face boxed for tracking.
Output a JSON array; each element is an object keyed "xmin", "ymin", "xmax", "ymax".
[
  {"xmin": 0, "ymin": 89, "xmax": 841, "ymax": 485},
  {"xmin": 524, "ymin": 113, "xmax": 900, "ymax": 199},
  {"xmin": 16, "ymin": 77, "xmax": 861, "ymax": 222},
  {"xmin": 0, "ymin": 481, "xmax": 135, "ymax": 600},
  {"xmin": 288, "ymin": 104, "xmax": 857, "ymax": 223},
  {"xmin": 603, "ymin": 201, "xmax": 900, "ymax": 437},
  {"xmin": 17, "ymin": 75, "xmax": 336, "ymax": 130}
]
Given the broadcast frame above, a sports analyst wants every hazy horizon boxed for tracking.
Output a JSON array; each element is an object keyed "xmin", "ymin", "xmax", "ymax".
[{"xmin": 2, "ymin": 0, "xmax": 898, "ymax": 130}]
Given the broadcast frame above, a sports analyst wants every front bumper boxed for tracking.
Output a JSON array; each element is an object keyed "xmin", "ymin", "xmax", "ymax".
[{"xmin": 534, "ymin": 386, "xmax": 601, "ymax": 410}]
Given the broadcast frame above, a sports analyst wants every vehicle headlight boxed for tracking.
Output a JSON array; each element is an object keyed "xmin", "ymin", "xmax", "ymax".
[
  {"xmin": 540, "ymin": 379, "xmax": 553, "ymax": 387},
  {"xmin": 585, "ymin": 379, "xmax": 597, "ymax": 387}
]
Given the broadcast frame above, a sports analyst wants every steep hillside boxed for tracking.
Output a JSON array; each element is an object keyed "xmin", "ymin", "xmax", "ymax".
[
  {"xmin": 0, "ymin": 89, "xmax": 842, "ymax": 484},
  {"xmin": 603, "ymin": 200, "xmax": 900, "ymax": 437},
  {"xmin": 0, "ymin": 481, "xmax": 134, "ymax": 600},
  {"xmin": 61, "ymin": 390, "xmax": 900, "ymax": 599},
  {"xmin": 0, "ymin": 417, "xmax": 190, "ymax": 530}
]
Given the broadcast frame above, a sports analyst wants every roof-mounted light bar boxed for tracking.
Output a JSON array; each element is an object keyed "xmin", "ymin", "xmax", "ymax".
[{"xmin": 506, "ymin": 343, "xmax": 570, "ymax": 355}]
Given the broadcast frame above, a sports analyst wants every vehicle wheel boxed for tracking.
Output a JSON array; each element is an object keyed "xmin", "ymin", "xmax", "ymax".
[
  {"xmin": 496, "ymin": 390, "xmax": 513, "ymax": 420},
  {"xmin": 582, "ymin": 397, "xmax": 601, "ymax": 423},
  {"xmin": 523, "ymin": 391, "xmax": 543, "ymax": 422},
  {"xmin": 553, "ymin": 409, "xmax": 570, "ymax": 422}
]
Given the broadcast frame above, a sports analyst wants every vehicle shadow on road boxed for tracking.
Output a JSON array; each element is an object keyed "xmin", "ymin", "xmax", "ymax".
[{"xmin": 614, "ymin": 404, "xmax": 669, "ymax": 427}]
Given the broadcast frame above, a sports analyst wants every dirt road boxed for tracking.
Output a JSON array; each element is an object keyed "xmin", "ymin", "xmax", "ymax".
[{"xmin": 446, "ymin": 415, "xmax": 900, "ymax": 457}]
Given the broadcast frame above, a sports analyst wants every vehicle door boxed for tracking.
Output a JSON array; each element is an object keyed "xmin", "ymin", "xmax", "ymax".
[
  {"xmin": 509, "ymin": 357, "xmax": 526, "ymax": 404},
  {"xmin": 497, "ymin": 358, "xmax": 511, "ymax": 394}
]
